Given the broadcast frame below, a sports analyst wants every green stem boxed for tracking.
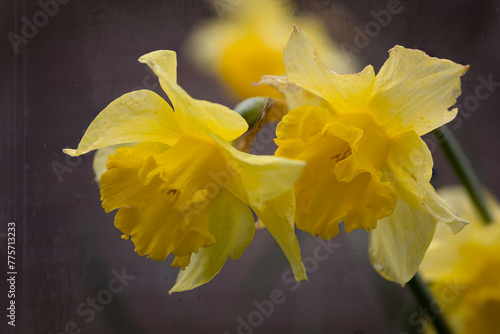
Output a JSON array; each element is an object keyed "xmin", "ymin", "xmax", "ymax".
[
  {"xmin": 408, "ymin": 272, "xmax": 453, "ymax": 334},
  {"xmin": 433, "ymin": 125, "xmax": 493, "ymax": 224}
]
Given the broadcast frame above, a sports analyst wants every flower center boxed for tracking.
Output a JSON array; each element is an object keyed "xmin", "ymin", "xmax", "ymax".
[
  {"xmin": 275, "ymin": 106, "xmax": 397, "ymax": 239},
  {"xmin": 331, "ymin": 146, "xmax": 352, "ymax": 162},
  {"xmin": 100, "ymin": 137, "xmax": 231, "ymax": 269}
]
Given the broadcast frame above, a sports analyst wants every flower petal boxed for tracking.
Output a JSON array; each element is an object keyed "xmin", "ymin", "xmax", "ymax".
[
  {"xmin": 275, "ymin": 105, "xmax": 336, "ymax": 156},
  {"xmin": 100, "ymin": 142, "xmax": 216, "ymax": 264},
  {"xmin": 369, "ymin": 198, "xmax": 437, "ymax": 285},
  {"xmin": 183, "ymin": 19, "xmax": 242, "ymax": 76},
  {"xmin": 276, "ymin": 106, "xmax": 397, "ymax": 239},
  {"xmin": 93, "ymin": 144, "xmax": 135, "ymax": 183},
  {"xmin": 220, "ymin": 34, "xmax": 286, "ymax": 99},
  {"xmin": 384, "ymin": 130, "xmax": 468, "ymax": 233},
  {"xmin": 419, "ymin": 185, "xmax": 500, "ymax": 333},
  {"xmin": 185, "ymin": 0, "xmax": 358, "ymax": 101},
  {"xmin": 420, "ymin": 186, "xmax": 500, "ymax": 282},
  {"xmin": 213, "ymin": 138, "xmax": 306, "ymax": 282},
  {"xmin": 284, "ymin": 26, "xmax": 375, "ymax": 114},
  {"xmin": 145, "ymin": 135, "xmax": 229, "ymax": 212},
  {"xmin": 332, "ymin": 112, "xmax": 391, "ymax": 181},
  {"xmin": 371, "ymin": 46, "xmax": 469, "ymax": 136},
  {"xmin": 217, "ymin": 137, "xmax": 306, "ymax": 209},
  {"xmin": 169, "ymin": 188, "xmax": 255, "ymax": 293},
  {"xmin": 252, "ymin": 190, "xmax": 307, "ymax": 282},
  {"xmin": 138, "ymin": 50, "xmax": 248, "ymax": 141},
  {"xmin": 63, "ymin": 90, "xmax": 180, "ymax": 157},
  {"xmin": 418, "ymin": 224, "xmax": 462, "ymax": 282},
  {"xmin": 258, "ymin": 75, "xmax": 333, "ymax": 112}
]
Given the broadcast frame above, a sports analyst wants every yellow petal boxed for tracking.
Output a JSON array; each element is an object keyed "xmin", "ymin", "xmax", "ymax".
[
  {"xmin": 171, "ymin": 255, "xmax": 192, "ymax": 269},
  {"xmin": 293, "ymin": 158, "xmax": 396, "ymax": 239},
  {"xmin": 93, "ymin": 143, "xmax": 136, "ymax": 183},
  {"xmin": 384, "ymin": 130, "xmax": 468, "ymax": 233},
  {"xmin": 332, "ymin": 112, "xmax": 392, "ymax": 181},
  {"xmin": 418, "ymin": 225, "xmax": 462, "ymax": 282},
  {"xmin": 169, "ymin": 188, "xmax": 255, "ymax": 293},
  {"xmin": 138, "ymin": 50, "xmax": 248, "ymax": 141},
  {"xmin": 275, "ymin": 105, "xmax": 336, "ymax": 156},
  {"xmin": 217, "ymin": 137, "xmax": 305, "ymax": 210},
  {"xmin": 276, "ymin": 106, "xmax": 397, "ymax": 239},
  {"xmin": 421, "ymin": 185, "xmax": 469, "ymax": 233},
  {"xmin": 185, "ymin": 1, "xmax": 358, "ymax": 100},
  {"xmin": 145, "ymin": 135, "xmax": 229, "ymax": 212},
  {"xmin": 259, "ymin": 75, "xmax": 333, "ymax": 113},
  {"xmin": 100, "ymin": 142, "xmax": 166, "ymax": 212},
  {"xmin": 63, "ymin": 90, "xmax": 181, "ymax": 157},
  {"xmin": 210, "ymin": 137, "xmax": 306, "ymax": 282},
  {"xmin": 371, "ymin": 46, "xmax": 469, "ymax": 137},
  {"xmin": 296, "ymin": 15, "xmax": 360, "ymax": 74},
  {"xmin": 252, "ymin": 190, "xmax": 307, "ymax": 282},
  {"xmin": 436, "ymin": 186, "xmax": 500, "ymax": 230},
  {"xmin": 464, "ymin": 298, "xmax": 500, "ymax": 334},
  {"xmin": 284, "ymin": 26, "xmax": 375, "ymax": 114},
  {"xmin": 420, "ymin": 186, "xmax": 500, "ymax": 282},
  {"xmin": 369, "ymin": 198, "xmax": 437, "ymax": 285},
  {"xmin": 184, "ymin": 0, "xmax": 289, "ymax": 100},
  {"xmin": 183, "ymin": 20, "xmax": 242, "ymax": 77},
  {"xmin": 220, "ymin": 34, "xmax": 286, "ymax": 99},
  {"xmin": 418, "ymin": 186, "xmax": 500, "ymax": 333},
  {"xmin": 230, "ymin": 0, "xmax": 293, "ymax": 28},
  {"xmin": 100, "ymin": 142, "xmax": 216, "ymax": 263}
]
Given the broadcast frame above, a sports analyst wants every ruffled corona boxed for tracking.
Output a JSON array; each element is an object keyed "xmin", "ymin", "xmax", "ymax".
[
  {"xmin": 276, "ymin": 105, "xmax": 397, "ymax": 239},
  {"xmin": 269, "ymin": 27, "xmax": 469, "ymax": 284},
  {"xmin": 64, "ymin": 50, "xmax": 307, "ymax": 292}
]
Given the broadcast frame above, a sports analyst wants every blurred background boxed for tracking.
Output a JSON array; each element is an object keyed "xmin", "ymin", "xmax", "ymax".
[{"xmin": 2, "ymin": 0, "xmax": 500, "ymax": 333}]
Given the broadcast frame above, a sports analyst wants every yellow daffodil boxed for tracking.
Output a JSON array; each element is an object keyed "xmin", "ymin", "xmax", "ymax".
[
  {"xmin": 185, "ymin": 0, "xmax": 356, "ymax": 100},
  {"xmin": 63, "ymin": 50, "xmax": 307, "ymax": 293},
  {"xmin": 263, "ymin": 26, "xmax": 469, "ymax": 284},
  {"xmin": 420, "ymin": 186, "xmax": 500, "ymax": 334}
]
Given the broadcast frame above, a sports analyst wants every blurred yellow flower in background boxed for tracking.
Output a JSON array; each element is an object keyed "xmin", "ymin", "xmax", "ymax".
[
  {"xmin": 420, "ymin": 186, "xmax": 500, "ymax": 334},
  {"xmin": 265, "ymin": 27, "xmax": 469, "ymax": 284},
  {"xmin": 185, "ymin": 0, "xmax": 356, "ymax": 100},
  {"xmin": 64, "ymin": 50, "xmax": 307, "ymax": 293}
]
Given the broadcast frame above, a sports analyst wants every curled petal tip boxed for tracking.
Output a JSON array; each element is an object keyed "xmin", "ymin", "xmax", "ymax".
[{"xmin": 62, "ymin": 148, "xmax": 77, "ymax": 157}]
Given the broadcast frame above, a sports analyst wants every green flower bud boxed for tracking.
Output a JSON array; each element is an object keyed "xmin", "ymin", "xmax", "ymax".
[{"xmin": 233, "ymin": 97, "xmax": 269, "ymax": 128}]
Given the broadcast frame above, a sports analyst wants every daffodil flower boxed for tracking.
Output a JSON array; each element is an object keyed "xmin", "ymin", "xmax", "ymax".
[
  {"xmin": 63, "ymin": 50, "xmax": 307, "ymax": 293},
  {"xmin": 420, "ymin": 186, "xmax": 500, "ymax": 334},
  {"xmin": 185, "ymin": 0, "xmax": 356, "ymax": 100},
  {"xmin": 264, "ymin": 27, "xmax": 469, "ymax": 284}
]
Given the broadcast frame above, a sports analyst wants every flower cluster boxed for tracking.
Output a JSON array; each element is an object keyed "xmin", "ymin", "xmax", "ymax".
[{"xmin": 65, "ymin": 26, "xmax": 469, "ymax": 292}]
